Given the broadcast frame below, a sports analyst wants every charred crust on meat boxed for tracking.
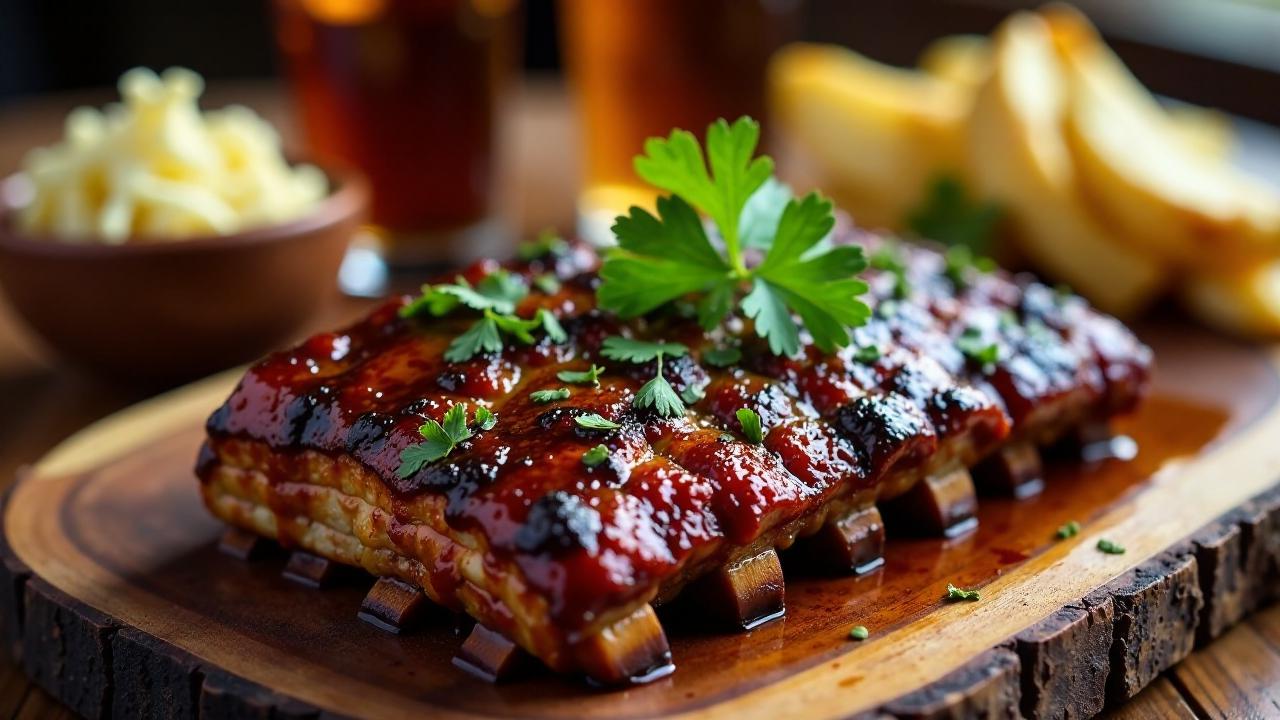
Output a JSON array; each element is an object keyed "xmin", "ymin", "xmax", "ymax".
[
  {"xmin": 835, "ymin": 394, "xmax": 937, "ymax": 474},
  {"xmin": 515, "ymin": 491, "xmax": 604, "ymax": 556}
]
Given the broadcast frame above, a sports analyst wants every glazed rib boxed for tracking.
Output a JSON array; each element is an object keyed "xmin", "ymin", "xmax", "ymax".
[{"xmin": 197, "ymin": 225, "xmax": 1150, "ymax": 683}]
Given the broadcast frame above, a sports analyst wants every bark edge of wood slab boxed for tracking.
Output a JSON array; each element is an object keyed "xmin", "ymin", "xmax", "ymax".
[
  {"xmin": 6, "ymin": 474, "xmax": 1280, "ymax": 719},
  {"xmin": 1, "ymin": 330, "xmax": 1275, "ymax": 719}
]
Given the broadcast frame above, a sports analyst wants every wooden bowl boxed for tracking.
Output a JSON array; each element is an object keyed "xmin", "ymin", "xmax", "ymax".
[{"xmin": 0, "ymin": 166, "xmax": 368, "ymax": 383}]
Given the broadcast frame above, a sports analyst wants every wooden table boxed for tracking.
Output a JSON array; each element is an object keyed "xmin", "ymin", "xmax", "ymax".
[{"xmin": 0, "ymin": 80, "xmax": 1277, "ymax": 720}]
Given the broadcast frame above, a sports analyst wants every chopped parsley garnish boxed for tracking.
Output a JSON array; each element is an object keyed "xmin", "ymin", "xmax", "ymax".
[
  {"xmin": 703, "ymin": 346, "xmax": 742, "ymax": 368},
  {"xmin": 597, "ymin": 117, "xmax": 870, "ymax": 358},
  {"xmin": 853, "ymin": 344, "xmax": 882, "ymax": 364},
  {"xmin": 849, "ymin": 625, "xmax": 870, "ymax": 641},
  {"xmin": 557, "ymin": 364, "xmax": 605, "ymax": 386},
  {"xmin": 956, "ymin": 327, "xmax": 1000, "ymax": 371},
  {"xmin": 681, "ymin": 382, "xmax": 707, "ymax": 405},
  {"xmin": 601, "ymin": 337, "xmax": 690, "ymax": 418},
  {"xmin": 582, "ymin": 444, "xmax": 610, "ymax": 467},
  {"xmin": 946, "ymin": 583, "xmax": 981, "ymax": 602},
  {"xmin": 530, "ymin": 388, "xmax": 571, "ymax": 404},
  {"xmin": 474, "ymin": 406, "xmax": 497, "ymax": 431},
  {"xmin": 397, "ymin": 404, "xmax": 493, "ymax": 478},
  {"xmin": 943, "ymin": 245, "xmax": 997, "ymax": 289},
  {"xmin": 736, "ymin": 408, "xmax": 764, "ymax": 444},
  {"xmin": 1056, "ymin": 520, "xmax": 1081, "ymax": 540},
  {"xmin": 533, "ymin": 273, "xmax": 561, "ymax": 294},
  {"xmin": 400, "ymin": 270, "xmax": 566, "ymax": 362},
  {"xmin": 906, "ymin": 175, "xmax": 1003, "ymax": 255},
  {"xmin": 400, "ymin": 271, "xmax": 526, "ymax": 319},
  {"xmin": 1097, "ymin": 539, "xmax": 1126, "ymax": 555},
  {"xmin": 518, "ymin": 228, "xmax": 570, "ymax": 261},
  {"xmin": 869, "ymin": 244, "xmax": 910, "ymax": 299},
  {"xmin": 575, "ymin": 413, "xmax": 621, "ymax": 431}
]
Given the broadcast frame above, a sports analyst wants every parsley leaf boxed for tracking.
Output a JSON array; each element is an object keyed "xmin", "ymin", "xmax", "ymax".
[
  {"xmin": 956, "ymin": 327, "xmax": 1000, "ymax": 370},
  {"xmin": 943, "ymin": 245, "xmax": 997, "ymax": 289},
  {"xmin": 602, "ymin": 337, "xmax": 690, "ymax": 417},
  {"xmin": 533, "ymin": 273, "xmax": 561, "ymax": 294},
  {"xmin": 1056, "ymin": 520, "xmax": 1080, "ymax": 540},
  {"xmin": 600, "ymin": 196, "xmax": 734, "ymax": 324},
  {"xmin": 534, "ymin": 309, "xmax": 568, "ymax": 344},
  {"xmin": 906, "ymin": 175, "xmax": 1003, "ymax": 255},
  {"xmin": 396, "ymin": 404, "xmax": 473, "ymax": 478},
  {"xmin": 1097, "ymin": 539, "xmax": 1126, "ymax": 555},
  {"xmin": 634, "ymin": 117, "xmax": 773, "ymax": 267},
  {"xmin": 405, "ymin": 270, "xmax": 565, "ymax": 363},
  {"xmin": 870, "ymin": 244, "xmax": 910, "ymax": 300},
  {"xmin": 575, "ymin": 413, "xmax": 621, "ymax": 431},
  {"xmin": 739, "ymin": 177, "xmax": 794, "ymax": 250},
  {"xmin": 474, "ymin": 406, "xmax": 497, "ymax": 431},
  {"xmin": 582, "ymin": 444, "xmax": 610, "ymax": 467},
  {"xmin": 636, "ymin": 372, "xmax": 685, "ymax": 417},
  {"xmin": 853, "ymin": 344, "xmax": 882, "ymax": 364},
  {"xmin": 446, "ymin": 314, "xmax": 505, "ymax": 362},
  {"xmin": 558, "ymin": 364, "xmax": 605, "ymax": 386},
  {"xmin": 530, "ymin": 387, "xmax": 571, "ymax": 404},
  {"xmin": 598, "ymin": 116, "xmax": 870, "ymax": 358},
  {"xmin": 945, "ymin": 583, "xmax": 980, "ymax": 601},
  {"xmin": 702, "ymin": 346, "xmax": 742, "ymax": 367},
  {"xmin": 444, "ymin": 309, "xmax": 566, "ymax": 363},
  {"xmin": 401, "ymin": 270, "xmax": 528, "ymax": 319},
  {"xmin": 600, "ymin": 337, "xmax": 689, "ymax": 363},
  {"xmin": 518, "ymin": 228, "xmax": 570, "ymax": 261},
  {"xmin": 747, "ymin": 193, "xmax": 870, "ymax": 355},
  {"xmin": 736, "ymin": 408, "xmax": 764, "ymax": 444},
  {"xmin": 680, "ymin": 382, "xmax": 706, "ymax": 404}
]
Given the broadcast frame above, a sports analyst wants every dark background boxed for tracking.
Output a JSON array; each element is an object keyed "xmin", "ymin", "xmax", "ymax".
[{"xmin": 2, "ymin": 0, "xmax": 1279, "ymax": 124}]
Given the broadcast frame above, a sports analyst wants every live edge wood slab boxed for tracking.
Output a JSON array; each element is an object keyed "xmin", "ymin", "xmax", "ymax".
[{"xmin": 2, "ymin": 324, "xmax": 1280, "ymax": 720}]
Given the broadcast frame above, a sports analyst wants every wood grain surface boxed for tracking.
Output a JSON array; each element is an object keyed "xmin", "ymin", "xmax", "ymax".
[{"xmin": 3, "ymin": 80, "xmax": 1280, "ymax": 719}]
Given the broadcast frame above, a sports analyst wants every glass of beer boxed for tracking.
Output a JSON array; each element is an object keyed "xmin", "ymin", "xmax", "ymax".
[
  {"xmin": 273, "ymin": 0, "xmax": 520, "ymax": 268},
  {"xmin": 559, "ymin": 0, "xmax": 803, "ymax": 243}
]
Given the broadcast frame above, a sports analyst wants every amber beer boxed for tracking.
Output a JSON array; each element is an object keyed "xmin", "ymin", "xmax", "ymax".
[
  {"xmin": 273, "ymin": 0, "xmax": 518, "ymax": 265},
  {"xmin": 560, "ymin": 0, "xmax": 801, "ymax": 240}
]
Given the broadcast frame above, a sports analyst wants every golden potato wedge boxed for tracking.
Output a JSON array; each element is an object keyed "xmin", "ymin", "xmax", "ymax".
[
  {"xmin": 1044, "ymin": 4, "xmax": 1280, "ymax": 269},
  {"xmin": 968, "ymin": 11, "xmax": 1166, "ymax": 317},
  {"xmin": 1182, "ymin": 261, "xmax": 1280, "ymax": 338},
  {"xmin": 767, "ymin": 43, "xmax": 968, "ymax": 230},
  {"xmin": 1042, "ymin": 4, "xmax": 1233, "ymax": 164},
  {"xmin": 1167, "ymin": 105, "xmax": 1235, "ymax": 162},
  {"xmin": 918, "ymin": 34, "xmax": 991, "ymax": 90}
]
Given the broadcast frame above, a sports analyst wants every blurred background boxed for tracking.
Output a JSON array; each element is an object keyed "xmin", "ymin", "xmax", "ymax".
[
  {"xmin": 2, "ymin": 0, "xmax": 1280, "ymax": 396},
  {"xmin": 3, "ymin": 0, "xmax": 1279, "ymax": 119},
  {"xmin": 3, "ymin": 0, "xmax": 1279, "ymax": 243}
]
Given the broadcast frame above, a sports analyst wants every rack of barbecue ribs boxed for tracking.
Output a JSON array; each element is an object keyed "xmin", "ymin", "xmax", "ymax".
[{"xmin": 197, "ymin": 226, "xmax": 1151, "ymax": 685}]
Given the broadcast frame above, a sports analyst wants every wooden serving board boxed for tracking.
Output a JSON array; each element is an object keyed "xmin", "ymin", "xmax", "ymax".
[{"xmin": 4, "ymin": 323, "xmax": 1280, "ymax": 720}]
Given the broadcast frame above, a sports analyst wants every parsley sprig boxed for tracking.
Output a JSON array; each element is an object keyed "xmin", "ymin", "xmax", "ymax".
[
  {"xmin": 582, "ymin": 444, "xmax": 610, "ymax": 467},
  {"xmin": 906, "ymin": 175, "xmax": 1003, "ymax": 255},
  {"xmin": 601, "ymin": 337, "xmax": 690, "ymax": 418},
  {"xmin": 397, "ymin": 404, "xmax": 495, "ymax": 478},
  {"xmin": 576, "ymin": 413, "xmax": 621, "ymax": 431},
  {"xmin": 557, "ymin": 364, "xmax": 605, "ymax": 386},
  {"xmin": 956, "ymin": 327, "xmax": 1000, "ymax": 372},
  {"xmin": 401, "ymin": 270, "xmax": 567, "ymax": 362},
  {"xmin": 598, "ymin": 117, "xmax": 870, "ymax": 357}
]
